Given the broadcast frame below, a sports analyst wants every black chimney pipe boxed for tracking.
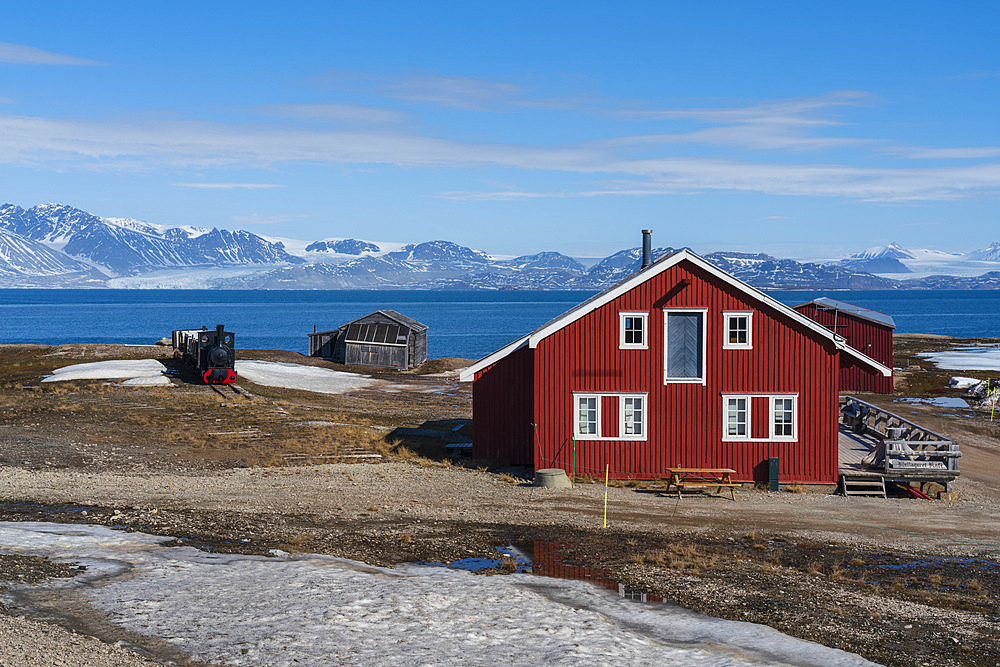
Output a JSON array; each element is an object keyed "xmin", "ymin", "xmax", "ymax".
[{"xmin": 641, "ymin": 229, "xmax": 652, "ymax": 269}]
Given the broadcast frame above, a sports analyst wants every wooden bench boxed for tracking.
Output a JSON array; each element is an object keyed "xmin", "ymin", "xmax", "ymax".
[{"xmin": 664, "ymin": 468, "xmax": 739, "ymax": 500}]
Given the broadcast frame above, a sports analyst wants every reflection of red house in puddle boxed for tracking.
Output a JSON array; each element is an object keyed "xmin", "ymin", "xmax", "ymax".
[{"xmin": 532, "ymin": 541, "xmax": 663, "ymax": 603}]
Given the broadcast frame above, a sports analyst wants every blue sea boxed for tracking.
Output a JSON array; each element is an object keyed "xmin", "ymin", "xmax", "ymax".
[{"xmin": 0, "ymin": 289, "xmax": 998, "ymax": 360}]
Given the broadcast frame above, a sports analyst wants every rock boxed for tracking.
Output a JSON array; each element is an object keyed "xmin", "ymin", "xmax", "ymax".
[{"xmin": 154, "ymin": 337, "xmax": 172, "ymax": 346}]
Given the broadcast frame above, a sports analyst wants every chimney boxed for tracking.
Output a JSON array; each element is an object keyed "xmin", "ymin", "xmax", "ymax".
[{"xmin": 641, "ymin": 230, "xmax": 652, "ymax": 269}]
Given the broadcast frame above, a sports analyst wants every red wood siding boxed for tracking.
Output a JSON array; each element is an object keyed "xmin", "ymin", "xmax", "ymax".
[
  {"xmin": 472, "ymin": 345, "xmax": 533, "ymax": 464},
  {"xmin": 601, "ymin": 395, "xmax": 619, "ymax": 438},
  {"xmin": 794, "ymin": 304, "xmax": 893, "ymax": 394},
  {"xmin": 531, "ymin": 261, "xmax": 840, "ymax": 483}
]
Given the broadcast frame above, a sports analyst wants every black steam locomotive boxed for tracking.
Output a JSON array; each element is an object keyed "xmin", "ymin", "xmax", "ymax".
[{"xmin": 171, "ymin": 324, "xmax": 237, "ymax": 384}]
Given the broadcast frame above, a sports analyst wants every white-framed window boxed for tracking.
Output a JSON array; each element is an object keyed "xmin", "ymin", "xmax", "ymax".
[
  {"xmin": 620, "ymin": 395, "xmax": 646, "ymax": 439},
  {"xmin": 619, "ymin": 312, "xmax": 648, "ymax": 349},
  {"xmin": 770, "ymin": 395, "xmax": 798, "ymax": 441},
  {"xmin": 723, "ymin": 311, "xmax": 753, "ymax": 350},
  {"xmin": 575, "ymin": 394, "xmax": 600, "ymax": 439},
  {"xmin": 572, "ymin": 393, "xmax": 648, "ymax": 441},
  {"xmin": 723, "ymin": 395, "xmax": 750, "ymax": 441},
  {"xmin": 663, "ymin": 308, "xmax": 707, "ymax": 384}
]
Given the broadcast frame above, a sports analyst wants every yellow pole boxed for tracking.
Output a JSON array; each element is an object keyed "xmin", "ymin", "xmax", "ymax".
[{"xmin": 603, "ymin": 463, "xmax": 609, "ymax": 529}]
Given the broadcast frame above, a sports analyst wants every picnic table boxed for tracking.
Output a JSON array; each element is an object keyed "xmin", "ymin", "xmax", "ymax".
[{"xmin": 664, "ymin": 468, "xmax": 738, "ymax": 500}]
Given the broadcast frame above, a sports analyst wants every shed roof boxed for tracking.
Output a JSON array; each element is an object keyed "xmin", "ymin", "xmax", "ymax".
[
  {"xmin": 793, "ymin": 297, "xmax": 896, "ymax": 329},
  {"xmin": 307, "ymin": 310, "xmax": 428, "ymax": 338},
  {"xmin": 459, "ymin": 249, "xmax": 892, "ymax": 382},
  {"xmin": 374, "ymin": 310, "xmax": 428, "ymax": 332}
]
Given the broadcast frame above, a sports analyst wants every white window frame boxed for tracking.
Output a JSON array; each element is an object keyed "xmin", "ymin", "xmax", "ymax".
[
  {"xmin": 571, "ymin": 392, "xmax": 648, "ymax": 441},
  {"xmin": 769, "ymin": 394, "xmax": 798, "ymax": 441},
  {"xmin": 619, "ymin": 311, "xmax": 648, "ymax": 349},
  {"xmin": 619, "ymin": 394, "xmax": 647, "ymax": 440},
  {"xmin": 574, "ymin": 393, "xmax": 601, "ymax": 440},
  {"xmin": 720, "ymin": 393, "xmax": 800, "ymax": 442},
  {"xmin": 723, "ymin": 311, "xmax": 753, "ymax": 350},
  {"xmin": 722, "ymin": 394, "xmax": 751, "ymax": 441},
  {"xmin": 663, "ymin": 307, "xmax": 708, "ymax": 385}
]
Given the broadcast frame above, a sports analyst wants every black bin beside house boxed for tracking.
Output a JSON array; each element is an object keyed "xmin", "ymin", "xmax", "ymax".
[{"xmin": 308, "ymin": 310, "xmax": 428, "ymax": 370}]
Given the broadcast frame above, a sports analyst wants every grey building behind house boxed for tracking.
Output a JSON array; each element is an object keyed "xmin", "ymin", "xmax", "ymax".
[{"xmin": 308, "ymin": 310, "xmax": 428, "ymax": 370}]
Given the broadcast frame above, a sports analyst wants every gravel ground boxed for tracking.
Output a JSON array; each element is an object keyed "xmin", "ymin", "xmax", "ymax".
[{"xmin": 0, "ymin": 613, "xmax": 160, "ymax": 667}]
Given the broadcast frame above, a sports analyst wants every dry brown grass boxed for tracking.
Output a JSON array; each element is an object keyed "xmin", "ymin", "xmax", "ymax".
[
  {"xmin": 631, "ymin": 544, "xmax": 718, "ymax": 574},
  {"xmin": 784, "ymin": 483, "xmax": 807, "ymax": 494}
]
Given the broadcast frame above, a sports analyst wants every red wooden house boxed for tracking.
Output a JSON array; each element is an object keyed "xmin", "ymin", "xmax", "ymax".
[
  {"xmin": 459, "ymin": 249, "xmax": 891, "ymax": 484},
  {"xmin": 793, "ymin": 297, "xmax": 895, "ymax": 394}
]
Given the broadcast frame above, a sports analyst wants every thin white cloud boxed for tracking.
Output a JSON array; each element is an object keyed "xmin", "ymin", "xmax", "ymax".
[
  {"xmin": 172, "ymin": 182, "xmax": 284, "ymax": 189},
  {"xmin": 894, "ymin": 146, "xmax": 1000, "ymax": 159},
  {"xmin": 314, "ymin": 71, "xmax": 529, "ymax": 111},
  {"xmin": 255, "ymin": 103, "xmax": 409, "ymax": 125},
  {"xmin": 621, "ymin": 90, "xmax": 875, "ymax": 124},
  {"xmin": 0, "ymin": 94, "xmax": 997, "ymax": 203},
  {"xmin": 0, "ymin": 42, "xmax": 103, "ymax": 66}
]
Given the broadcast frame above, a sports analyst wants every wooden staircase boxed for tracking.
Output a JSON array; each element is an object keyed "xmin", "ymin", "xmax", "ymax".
[{"xmin": 840, "ymin": 475, "xmax": 886, "ymax": 498}]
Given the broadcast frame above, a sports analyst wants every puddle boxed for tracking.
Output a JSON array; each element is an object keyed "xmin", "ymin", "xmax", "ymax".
[
  {"xmin": 894, "ymin": 396, "xmax": 969, "ymax": 408},
  {"xmin": 873, "ymin": 554, "xmax": 998, "ymax": 572},
  {"xmin": 424, "ymin": 541, "xmax": 665, "ymax": 602},
  {"xmin": 422, "ymin": 545, "xmax": 532, "ymax": 573}
]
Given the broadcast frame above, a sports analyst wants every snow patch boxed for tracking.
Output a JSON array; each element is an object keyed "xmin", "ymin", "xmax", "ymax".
[
  {"xmin": 42, "ymin": 359, "xmax": 167, "ymax": 382},
  {"xmin": 0, "ymin": 522, "xmax": 878, "ymax": 667},
  {"xmin": 948, "ymin": 376, "xmax": 981, "ymax": 389},
  {"xmin": 235, "ymin": 360, "xmax": 374, "ymax": 394},
  {"xmin": 918, "ymin": 348, "xmax": 1000, "ymax": 371}
]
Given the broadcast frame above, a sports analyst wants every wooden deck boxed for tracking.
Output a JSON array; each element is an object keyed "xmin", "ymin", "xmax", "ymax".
[
  {"xmin": 838, "ymin": 397, "xmax": 960, "ymax": 491},
  {"xmin": 838, "ymin": 424, "xmax": 881, "ymax": 476}
]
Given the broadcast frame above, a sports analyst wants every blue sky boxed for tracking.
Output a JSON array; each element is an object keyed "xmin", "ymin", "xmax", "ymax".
[{"xmin": 1, "ymin": 1, "xmax": 997, "ymax": 259}]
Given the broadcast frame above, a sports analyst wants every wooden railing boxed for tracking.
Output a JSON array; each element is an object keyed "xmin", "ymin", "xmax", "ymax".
[{"xmin": 840, "ymin": 396, "xmax": 960, "ymax": 475}]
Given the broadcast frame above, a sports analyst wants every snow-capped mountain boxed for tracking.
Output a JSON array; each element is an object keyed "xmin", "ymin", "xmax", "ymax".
[
  {"xmin": 305, "ymin": 238, "xmax": 380, "ymax": 255},
  {"xmin": 572, "ymin": 247, "xmax": 675, "ymax": 288},
  {"xmin": 0, "ymin": 227, "xmax": 105, "ymax": 286},
  {"xmin": 850, "ymin": 242, "xmax": 915, "ymax": 261},
  {"xmin": 843, "ymin": 241, "xmax": 991, "ymax": 278},
  {"xmin": 0, "ymin": 204, "xmax": 302, "ymax": 276},
  {"xmin": 964, "ymin": 242, "xmax": 1000, "ymax": 262},
  {"xmin": 3, "ymin": 202, "xmax": 1000, "ymax": 290},
  {"xmin": 708, "ymin": 251, "xmax": 895, "ymax": 289},
  {"xmin": 386, "ymin": 240, "xmax": 493, "ymax": 263}
]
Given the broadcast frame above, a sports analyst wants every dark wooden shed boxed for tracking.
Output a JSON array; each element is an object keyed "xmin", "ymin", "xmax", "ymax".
[{"xmin": 308, "ymin": 310, "xmax": 428, "ymax": 370}]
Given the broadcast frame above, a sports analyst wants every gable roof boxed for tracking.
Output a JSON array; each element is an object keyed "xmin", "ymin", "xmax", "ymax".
[
  {"xmin": 459, "ymin": 249, "xmax": 892, "ymax": 382},
  {"xmin": 794, "ymin": 297, "xmax": 896, "ymax": 329},
  {"xmin": 375, "ymin": 309, "xmax": 428, "ymax": 331},
  {"xmin": 307, "ymin": 310, "xmax": 428, "ymax": 338}
]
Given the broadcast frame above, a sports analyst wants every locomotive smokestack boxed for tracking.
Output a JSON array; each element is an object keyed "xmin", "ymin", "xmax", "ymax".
[
  {"xmin": 216, "ymin": 324, "xmax": 224, "ymax": 338},
  {"xmin": 641, "ymin": 230, "xmax": 652, "ymax": 269}
]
